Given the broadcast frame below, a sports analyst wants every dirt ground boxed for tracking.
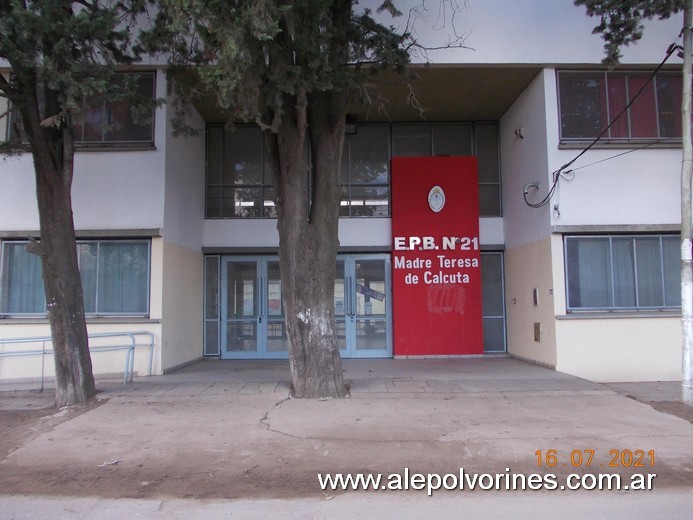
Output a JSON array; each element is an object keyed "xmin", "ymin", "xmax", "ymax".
[
  {"xmin": 0, "ymin": 392, "xmax": 692, "ymax": 500},
  {"xmin": 0, "ymin": 398, "xmax": 319, "ymax": 500}
]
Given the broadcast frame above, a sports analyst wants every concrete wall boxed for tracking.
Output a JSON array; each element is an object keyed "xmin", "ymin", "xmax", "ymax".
[
  {"xmin": 542, "ymin": 69, "xmax": 681, "ymax": 229},
  {"xmin": 500, "ymin": 69, "xmax": 557, "ymax": 367},
  {"xmin": 0, "ymin": 71, "xmax": 170, "ymax": 381},
  {"xmin": 555, "ymin": 316, "xmax": 682, "ymax": 382},
  {"xmin": 504, "ymin": 237, "xmax": 557, "ymax": 367},
  {"xmin": 0, "ymin": 70, "xmax": 168, "ymax": 233},
  {"xmin": 501, "ymin": 70, "xmax": 551, "ymax": 249},
  {"xmin": 0, "ymin": 321, "xmax": 162, "ymax": 381},
  {"xmin": 159, "ymin": 96, "xmax": 206, "ymax": 372},
  {"xmin": 203, "ymin": 217, "xmax": 505, "ymax": 251},
  {"xmin": 549, "ymin": 232, "xmax": 681, "ymax": 382}
]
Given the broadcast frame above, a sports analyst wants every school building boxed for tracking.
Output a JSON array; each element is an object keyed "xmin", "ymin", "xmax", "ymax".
[{"xmin": 0, "ymin": 1, "xmax": 685, "ymax": 383}]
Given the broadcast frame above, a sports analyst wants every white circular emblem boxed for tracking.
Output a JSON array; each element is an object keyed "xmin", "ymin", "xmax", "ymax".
[{"xmin": 428, "ymin": 186, "xmax": 445, "ymax": 213}]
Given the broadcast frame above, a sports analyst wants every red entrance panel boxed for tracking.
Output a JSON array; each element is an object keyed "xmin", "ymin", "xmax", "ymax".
[{"xmin": 391, "ymin": 157, "xmax": 483, "ymax": 356}]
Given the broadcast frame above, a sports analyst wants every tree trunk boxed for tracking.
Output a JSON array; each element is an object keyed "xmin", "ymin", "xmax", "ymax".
[
  {"xmin": 35, "ymin": 164, "xmax": 96, "ymax": 407},
  {"xmin": 681, "ymin": 0, "xmax": 693, "ymax": 406},
  {"xmin": 21, "ymin": 80, "xmax": 96, "ymax": 408},
  {"xmin": 267, "ymin": 92, "xmax": 348, "ymax": 398}
]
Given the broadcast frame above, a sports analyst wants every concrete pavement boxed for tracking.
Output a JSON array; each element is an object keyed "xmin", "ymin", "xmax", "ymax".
[{"xmin": 1, "ymin": 358, "xmax": 692, "ymax": 518}]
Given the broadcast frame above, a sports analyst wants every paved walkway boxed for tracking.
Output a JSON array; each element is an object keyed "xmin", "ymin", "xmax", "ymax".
[{"xmin": 1, "ymin": 358, "xmax": 692, "ymax": 518}]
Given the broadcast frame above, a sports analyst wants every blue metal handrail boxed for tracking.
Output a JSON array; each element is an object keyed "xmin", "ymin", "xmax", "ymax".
[{"xmin": 0, "ymin": 331, "xmax": 155, "ymax": 388}]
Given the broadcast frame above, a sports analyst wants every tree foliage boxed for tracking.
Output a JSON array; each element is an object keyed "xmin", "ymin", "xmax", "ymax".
[
  {"xmin": 141, "ymin": 1, "xmax": 422, "ymax": 397},
  {"xmin": 0, "ymin": 0, "xmax": 153, "ymax": 407},
  {"xmin": 575, "ymin": 0, "xmax": 684, "ymax": 64},
  {"xmin": 143, "ymin": 0, "xmax": 412, "ymax": 132}
]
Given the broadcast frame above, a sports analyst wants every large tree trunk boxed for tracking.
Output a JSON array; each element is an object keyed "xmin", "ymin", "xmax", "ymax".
[
  {"xmin": 267, "ymin": 92, "xmax": 348, "ymax": 398},
  {"xmin": 21, "ymin": 79, "xmax": 96, "ymax": 408},
  {"xmin": 34, "ymin": 164, "xmax": 96, "ymax": 407}
]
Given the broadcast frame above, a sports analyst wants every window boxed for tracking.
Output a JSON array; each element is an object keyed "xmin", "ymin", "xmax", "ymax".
[
  {"xmin": 74, "ymin": 72, "xmax": 156, "ymax": 145},
  {"xmin": 206, "ymin": 122, "xmax": 502, "ymax": 218},
  {"xmin": 340, "ymin": 125, "xmax": 390, "ymax": 217},
  {"xmin": 206, "ymin": 125, "xmax": 276, "ymax": 218},
  {"xmin": 565, "ymin": 235, "xmax": 680, "ymax": 311},
  {"xmin": 392, "ymin": 123, "xmax": 501, "ymax": 216},
  {"xmin": 481, "ymin": 252, "xmax": 506, "ymax": 352},
  {"xmin": 558, "ymin": 70, "xmax": 682, "ymax": 142},
  {"xmin": 8, "ymin": 72, "xmax": 156, "ymax": 147},
  {"xmin": 0, "ymin": 240, "xmax": 150, "ymax": 316}
]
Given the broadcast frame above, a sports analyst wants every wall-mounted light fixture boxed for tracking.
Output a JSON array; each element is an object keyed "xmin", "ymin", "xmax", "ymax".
[{"xmin": 514, "ymin": 126, "xmax": 524, "ymax": 139}]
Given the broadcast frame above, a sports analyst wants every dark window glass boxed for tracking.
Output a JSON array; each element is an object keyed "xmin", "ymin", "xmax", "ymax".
[
  {"xmin": 558, "ymin": 71, "xmax": 682, "ymax": 141},
  {"xmin": 565, "ymin": 235, "xmax": 680, "ymax": 311},
  {"xmin": 209, "ymin": 122, "xmax": 502, "ymax": 218}
]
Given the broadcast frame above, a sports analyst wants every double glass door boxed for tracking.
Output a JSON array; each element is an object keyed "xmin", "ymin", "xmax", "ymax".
[
  {"xmin": 335, "ymin": 255, "xmax": 392, "ymax": 358},
  {"xmin": 219, "ymin": 255, "xmax": 391, "ymax": 359},
  {"xmin": 220, "ymin": 257, "xmax": 287, "ymax": 358}
]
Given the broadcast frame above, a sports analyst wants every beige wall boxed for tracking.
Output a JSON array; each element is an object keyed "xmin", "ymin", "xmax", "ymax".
[
  {"xmin": 555, "ymin": 317, "xmax": 682, "ymax": 382},
  {"xmin": 551, "ymin": 233, "xmax": 681, "ymax": 382},
  {"xmin": 160, "ymin": 240, "xmax": 203, "ymax": 372},
  {"xmin": 0, "ymin": 321, "xmax": 162, "ymax": 382},
  {"xmin": 0, "ymin": 237, "xmax": 166, "ymax": 382},
  {"xmin": 504, "ymin": 237, "xmax": 557, "ymax": 367}
]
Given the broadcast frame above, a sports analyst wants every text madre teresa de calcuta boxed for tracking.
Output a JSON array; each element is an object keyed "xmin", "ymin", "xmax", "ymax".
[{"xmin": 393, "ymin": 235, "xmax": 479, "ymax": 285}]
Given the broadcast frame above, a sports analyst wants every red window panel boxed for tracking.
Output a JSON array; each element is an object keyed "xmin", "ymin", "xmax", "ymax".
[
  {"xmin": 628, "ymin": 75, "xmax": 658, "ymax": 138},
  {"xmin": 606, "ymin": 75, "xmax": 629, "ymax": 138}
]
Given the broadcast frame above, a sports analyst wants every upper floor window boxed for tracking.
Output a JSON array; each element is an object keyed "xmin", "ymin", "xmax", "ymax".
[
  {"xmin": 206, "ymin": 125, "xmax": 276, "ymax": 218},
  {"xmin": 340, "ymin": 125, "xmax": 390, "ymax": 217},
  {"xmin": 391, "ymin": 123, "xmax": 501, "ymax": 216},
  {"xmin": 0, "ymin": 239, "xmax": 150, "ymax": 317},
  {"xmin": 558, "ymin": 70, "xmax": 682, "ymax": 142},
  {"xmin": 207, "ymin": 122, "xmax": 502, "ymax": 219},
  {"xmin": 74, "ymin": 72, "xmax": 156, "ymax": 146},
  {"xmin": 565, "ymin": 234, "xmax": 680, "ymax": 312},
  {"xmin": 7, "ymin": 71, "xmax": 156, "ymax": 148}
]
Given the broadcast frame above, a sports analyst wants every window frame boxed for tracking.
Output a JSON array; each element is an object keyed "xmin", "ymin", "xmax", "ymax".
[
  {"xmin": 205, "ymin": 124, "xmax": 277, "ymax": 219},
  {"xmin": 206, "ymin": 121, "xmax": 503, "ymax": 219},
  {"xmin": 557, "ymin": 69, "xmax": 683, "ymax": 145},
  {"xmin": 0, "ymin": 239, "xmax": 151, "ymax": 318},
  {"xmin": 6, "ymin": 71, "xmax": 156, "ymax": 150},
  {"xmin": 564, "ymin": 234, "xmax": 680, "ymax": 313},
  {"xmin": 340, "ymin": 123, "xmax": 391, "ymax": 217}
]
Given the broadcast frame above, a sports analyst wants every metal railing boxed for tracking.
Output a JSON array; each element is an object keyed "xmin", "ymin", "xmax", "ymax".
[{"xmin": 0, "ymin": 331, "xmax": 155, "ymax": 389}]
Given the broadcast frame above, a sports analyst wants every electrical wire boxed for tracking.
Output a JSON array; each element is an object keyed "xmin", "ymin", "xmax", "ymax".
[{"xmin": 524, "ymin": 38, "xmax": 683, "ymax": 209}]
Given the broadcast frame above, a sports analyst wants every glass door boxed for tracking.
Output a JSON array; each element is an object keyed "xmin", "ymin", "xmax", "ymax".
[
  {"xmin": 339, "ymin": 254, "xmax": 392, "ymax": 358},
  {"xmin": 265, "ymin": 260, "xmax": 289, "ymax": 357},
  {"xmin": 218, "ymin": 254, "xmax": 390, "ymax": 359},
  {"xmin": 221, "ymin": 257, "xmax": 260, "ymax": 358},
  {"xmin": 220, "ymin": 256, "xmax": 289, "ymax": 359}
]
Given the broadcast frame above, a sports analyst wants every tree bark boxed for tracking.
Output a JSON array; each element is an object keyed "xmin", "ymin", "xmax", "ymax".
[
  {"xmin": 267, "ymin": 92, "xmax": 348, "ymax": 398},
  {"xmin": 20, "ymin": 79, "xmax": 96, "ymax": 408}
]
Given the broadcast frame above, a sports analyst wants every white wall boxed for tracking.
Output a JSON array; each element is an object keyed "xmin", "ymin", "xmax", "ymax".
[
  {"xmin": 542, "ymin": 70, "xmax": 681, "ymax": 228},
  {"xmin": 159, "ymin": 90, "xmax": 206, "ymax": 372},
  {"xmin": 162, "ymin": 93, "xmax": 206, "ymax": 250},
  {"xmin": 203, "ymin": 216, "xmax": 504, "ymax": 251},
  {"xmin": 0, "ymin": 69, "xmax": 169, "ymax": 233},
  {"xmin": 501, "ymin": 69, "xmax": 552, "ymax": 249}
]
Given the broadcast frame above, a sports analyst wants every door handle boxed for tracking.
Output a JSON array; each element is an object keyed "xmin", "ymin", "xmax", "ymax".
[{"xmin": 347, "ymin": 275, "xmax": 356, "ymax": 317}]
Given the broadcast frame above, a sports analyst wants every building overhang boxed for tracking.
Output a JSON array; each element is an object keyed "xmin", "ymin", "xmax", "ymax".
[{"xmin": 193, "ymin": 65, "xmax": 542, "ymax": 124}]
